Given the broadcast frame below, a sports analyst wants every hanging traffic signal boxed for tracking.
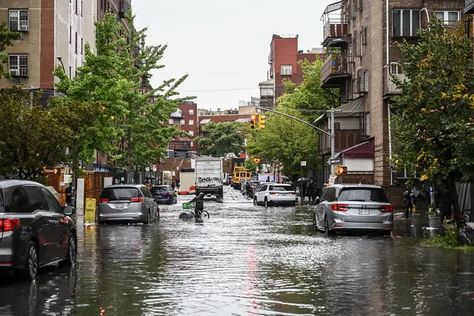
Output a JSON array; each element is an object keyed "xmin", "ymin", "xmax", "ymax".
[
  {"xmin": 258, "ymin": 114, "xmax": 266, "ymax": 129},
  {"xmin": 253, "ymin": 157, "xmax": 261, "ymax": 164},
  {"xmin": 250, "ymin": 114, "xmax": 257, "ymax": 129},
  {"xmin": 335, "ymin": 165, "xmax": 347, "ymax": 176}
]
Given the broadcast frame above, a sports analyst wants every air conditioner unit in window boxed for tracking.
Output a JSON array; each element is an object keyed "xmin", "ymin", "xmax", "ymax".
[
  {"xmin": 19, "ymin": 23, "xmax": 28, "ymax": 32},
  {"xmin": 10, "ymin": 69, "xmax": 19, "ymax": 77}
]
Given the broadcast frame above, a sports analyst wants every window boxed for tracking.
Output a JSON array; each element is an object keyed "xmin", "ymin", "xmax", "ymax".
[
  {"xmin": 322, "ymin": 187, "xmax": 336, "ymax": 202},
  {"xmin": 362, "ymin": 27, "xmax": 367, "ymax": 45},
  {"xmin": 69, "ymin": 26, "xmax": 72, "ymax": 44},
  {"xmin": 81, "ymin": 38, "xmax": 83, "ymax": 54},
  {"xmin": 168, "ymin": 119, "xmax": 174, "ymax": 125},
  {"xmin": 43, "ymin": 189, "xmax": 62, "ymax": 213},
  {"xmin": 393, "ymin": 9, "xmax": 420, "ymax": 37},
  {"xmin": 434, "ymin": 11, "xmax": 460, "ymax": 26},
  {"xmin": 75, "ymin": 32, "xmax": 78, "ymax": 54},
  {"xmin": 337, "ymin": 188, "xmax": 389, "ymax": 203},
  {"xmin": 100, "ymin": 188, "xmax": 140, "ymax": 201},
  {"xmin": 189, "ymin": 120, "xmax": 194, "ymax": 126},
  {"xmin": 280, "ymin": 65, "xmax": 292, "ymax": 76},
  {"xmin": 141, "ymin": 187, "xmax": 152, "ymax": 198},
  {"xmin": 189, "ymin": 109, "xmax": 194, "ymax": 115},
  {"xmin": 362, "ymin": 70, "xmax": 369, "ymax": 92},
  {"xmin": 189, "ymin": 131, "xmax": 194, "ymax": 136},
  {"xmin": 75, "ymin": 0, "xmax": 78, "ymax": 14},
  {"xmin": 81, "ymin": 0, "xmax": 84, "ymax": 17},
  {"xmin": 9, "ymin": 10, "xmax": 29, "ymax": 32},
  {"xmin": 180, "ymin": 119, "xmax": 185, "ymax": 126},
  {"xmin": 9, "ymin": 55, "xmax": 28, "ymax": 77},
  {"xmin": 390, "ymin": 62, "xmax": 402, "ymax": 75}
]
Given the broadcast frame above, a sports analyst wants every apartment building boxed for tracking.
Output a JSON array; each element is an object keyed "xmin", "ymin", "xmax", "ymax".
[
  {"xmin": 259, "ymin": 35, "xmax": 319, "ymax": 108},
  {"xmin": 97, "ymin": 0, "xmax": 131, "ymax": 30},
  {"xmin": 168, "ymin": 102, "xmax": 199, "ymax": 158},
  {"xmin": 0, "ymin": 1, "xmax": 96, "ymax": 96},
  {"xmin": 320, "ymin": 0, "xmax": 465, "ymax": 187}
]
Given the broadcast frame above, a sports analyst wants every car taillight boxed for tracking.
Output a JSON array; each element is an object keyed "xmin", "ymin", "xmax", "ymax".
[
  {"xmin": 270, "ymin": 192, "xmax": 278, "ymax": 195},
  {"xmin": 130, "ymin": 197, "xmax": 144, "ymax": 203},
  {"xmin": 381, "ymin": 205, "xmax": 393, "ymax": 212},
  {"xmin": 331, "ymin": 203, "xmax": 348, "ymax": 212},
  {"xmin": 0, "ymin": 218, "xmax": 20, "ymax": 232},
  {"xmin": 99, "ymin": 198, "xmax": 109, "ymax": 203}
]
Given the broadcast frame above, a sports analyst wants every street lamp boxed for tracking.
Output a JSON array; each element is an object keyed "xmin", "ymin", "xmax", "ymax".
[{"xmin": 56, "ymin": 57, "xmax": 66, "ymax": 73}]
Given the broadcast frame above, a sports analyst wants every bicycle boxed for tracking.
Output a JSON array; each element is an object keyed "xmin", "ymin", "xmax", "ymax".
[{"xmin": 180, "ymin": 202, "xmax": 210, "ymax": 220}]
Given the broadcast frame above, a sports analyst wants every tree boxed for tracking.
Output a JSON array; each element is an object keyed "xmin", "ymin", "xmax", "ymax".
[
  {"xmin": 0, "ymin": 88, "xmax": 70, "ymax": 180},
  {"xmin": 197, "ymin": 122, "xmax": 247, "ymax": 157},
  {"xmin": 0, "ymin": 22, "xmax": 20, "ymax": 78},
  {"xmin": 247, "ymin": 106, "xmax": 317, "ymax": 182},
  {"xmin": 248, "ymin": 60, "xmax": 335, "ymax": 181},
  {"xmin": 55, "ymin": 13, "xmax": 188, "ymax": 175},
  {"xmin": 392, "ymin": 21, "xmax": 474, "ymax": 226}
]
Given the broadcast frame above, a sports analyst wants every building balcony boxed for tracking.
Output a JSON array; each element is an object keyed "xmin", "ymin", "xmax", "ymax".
[
  {"xmin": 321, "ymin": 1, "xmax": 348, "ymax": 47},
  {"xmin": 321, "ymin": 51, "xmax": 352, "ymax": 88},
  {"xmin": 384, "ymin": 65, "xmax": 406, "ymax": 96},
  {"xmin": 322, "ymin": 19, "xmax": 349, "ymax": 47}
]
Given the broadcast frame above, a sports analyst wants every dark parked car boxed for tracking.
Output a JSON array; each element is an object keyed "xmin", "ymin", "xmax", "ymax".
[
  {"xmin": 0, "ymin": 180, "xmax": 77, "ymax": 281},
  {"xmin": 98, "ymin": 185, "xmax": 159, "ymax": 224},
  {"xmin": 150, "ymin": 185, "xmax": 177, "ymax": 204}
]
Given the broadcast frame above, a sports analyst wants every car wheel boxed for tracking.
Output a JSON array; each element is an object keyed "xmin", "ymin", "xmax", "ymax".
[
  {"xmin": 253, "ymin": 198, "xmax": 257, "ymax": 206},
  {"xmin": 264, "ymin": 198, "xmax": 269, "ymax": 208},
  {"xmin": 143, "ymin": 211, "xmax": 150, "ymax": 224},
  {"xmin": 65, "ymin": 235, "xmax": 77, "ymax": 266},
  {"xmin": 324, "ymin": 217, "xmax": 332, "ymax": 236},
  {"xmin": 17, "ymin": 241, "xmax": 39, "ymax": 281},
  {"xmin": 312, "ymin": 213, "xmax": 318, "ymax": 231}
]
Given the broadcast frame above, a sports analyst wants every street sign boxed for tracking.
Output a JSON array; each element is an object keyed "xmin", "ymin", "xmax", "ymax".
[
  {"xmin": 327, "ymin": 157, "xmax": 342, "ymax": 165},
  {"xmin": 300, "ymin": 161, "xmax": 307, "ymax": 167}
]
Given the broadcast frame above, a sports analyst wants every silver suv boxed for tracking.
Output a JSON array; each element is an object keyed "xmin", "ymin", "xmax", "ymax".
[
  {"xmin": 98, "ymin": 185, "xmax": 159, "ymax": 224},
  {"xmin": 0, "ymin": 180, "xmax": 77, "ymax": 281},
  {"xmin": 313, "ymin": 184, "xmax": 393, "ymax": 234}
]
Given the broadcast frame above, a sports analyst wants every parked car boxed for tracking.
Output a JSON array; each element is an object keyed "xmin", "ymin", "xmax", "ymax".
[
  {"xmin": 0, "ymin": 180, "xmax": 77, "ymax": 281},
  {"xmin": 313, "ymin": 184, "xmax": 393, "ymax": 234},
  {"xmin": 150, "ymin": 185, "xmax": 177, "ymax": 204},
  {"xmin": 254, "ymin": 183, "xmax": 297, "ymax": 207},
  {"xmin": 98, "ymin": 185, "xmax": 159, "ymax": 224}
]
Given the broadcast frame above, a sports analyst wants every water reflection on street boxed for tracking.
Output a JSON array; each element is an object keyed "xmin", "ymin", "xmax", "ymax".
[{"xmin": 0, "ymin": 188, "xmax": 473, "ymax": 315}]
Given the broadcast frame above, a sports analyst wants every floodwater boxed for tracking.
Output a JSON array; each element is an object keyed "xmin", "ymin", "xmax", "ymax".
[{"xmin": 0, "ymin": 188, "xmax": 473, "ymax": 315}]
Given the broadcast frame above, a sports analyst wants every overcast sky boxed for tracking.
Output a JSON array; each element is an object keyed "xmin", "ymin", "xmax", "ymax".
[{"xmin": 133, "ymin": 0, "xmax": 335, "ymax": 110}]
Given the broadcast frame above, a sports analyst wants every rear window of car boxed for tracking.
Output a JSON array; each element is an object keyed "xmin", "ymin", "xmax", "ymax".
[
  {"xmin": 269, "ymin": 185, "xmax": 293, "ymax": 192},
  {"xmin": 337, "ymin": 188, "xmax": 389, "ymax": 203},
  {"xmin": 151, "ymin": 186, "xmax": 171, "ymax": 194},
  {"xmin": 0, "ymin": 188, "xmax": 4, "ymax": 212},
  {"xmin": 100, "ymin": 188, "xmax": 140, "ymax": 201}
]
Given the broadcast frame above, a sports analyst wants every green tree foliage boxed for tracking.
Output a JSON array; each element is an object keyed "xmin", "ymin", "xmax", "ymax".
[
  {"xmin": 55, "ymin": 13, "xmax": 188, "ymax": 172},
  {"xmin": 197, "ymin": 122, "xmax": 247, "ymax": 157},
  {"xmin": 0, "ymin": 88, "xmax": 70, "ymax": 180},
  {"xmin": 392, "ymin": 21, "xmax": 474, "ymax": 224},
  {"xmin": 247, "ymin": 107, "xmax": 317, "ymax": 181},
  {"xmin": 248, "ymin": 60, "xmax": 335, "ymax": 181},
  {"xmin": 0, "ymin": 22, "xmax": 20, "ymax": 78}
]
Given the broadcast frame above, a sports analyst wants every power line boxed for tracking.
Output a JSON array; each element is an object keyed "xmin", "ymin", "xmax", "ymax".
[{"xmin": 180, "ymin": 87, "xmax": 258, "ymax": 93}]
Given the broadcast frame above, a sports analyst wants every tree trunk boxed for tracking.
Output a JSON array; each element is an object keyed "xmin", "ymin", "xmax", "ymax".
[{"xmin": 447, "ymin": 174, "xmax": 462, "ymax": 238}]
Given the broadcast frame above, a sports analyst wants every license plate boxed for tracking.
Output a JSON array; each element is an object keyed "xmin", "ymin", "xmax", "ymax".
[
  {"xmin": 115, "ymin": 203, "xmax": 126, "ymax": 209},
  {"xmin": 358, "ymin": 209, "xmax": 370, "ymax": 215}
]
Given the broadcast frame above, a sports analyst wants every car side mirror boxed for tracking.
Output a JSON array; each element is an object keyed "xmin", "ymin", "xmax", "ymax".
[{"xmin": 63, "ymin": 205, "xmax": 76, "ymax": 216}]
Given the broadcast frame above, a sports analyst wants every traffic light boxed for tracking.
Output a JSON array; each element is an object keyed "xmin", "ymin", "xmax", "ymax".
[
  {"xmin": 250, "ymin": 114, "xmax": 257, "ymax": 129},
  {"xmin": 258, "ymin": 114, "xmax": 266, "ymax": 129},
  {"xmin": 335, "ymin": 165, "xmax": 347, "ymax": 176},
  {"xmin": 253, "ymin": 157, "xmax": 261, "ymax": 164}
]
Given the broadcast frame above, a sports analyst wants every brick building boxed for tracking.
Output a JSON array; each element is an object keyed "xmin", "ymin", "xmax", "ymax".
[
  {"xmin": 259, "ymin": 35, "xmax": 320, "ymax": 108},
  {"xmin": 0, "ymin": 0, "xmax": 96, "ymax": 95},
  {"xmin": 168, "ymin": 102, "xmax": 199, "ymax": 158},
  {"xmin": 320, "ymin": 0, "xmax": 465, "ymax": 187}
]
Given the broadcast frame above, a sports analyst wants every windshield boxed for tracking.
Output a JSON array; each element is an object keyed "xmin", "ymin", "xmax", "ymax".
[
  {"xmin": 337, "ymin": 188, "xmax": 389, "ymax": 203},
  {"xmin": 100, "ymin": 188, "xmax": 140, "ymax": 201},
  {"xmin": 269, "ymin": 185, "xmax": 293, "ymax": 192}
]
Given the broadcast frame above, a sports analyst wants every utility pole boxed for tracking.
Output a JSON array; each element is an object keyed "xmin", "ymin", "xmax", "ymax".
[{"xmin": 256, "ymin": 106, "xmax": 338, "ymax": 183}]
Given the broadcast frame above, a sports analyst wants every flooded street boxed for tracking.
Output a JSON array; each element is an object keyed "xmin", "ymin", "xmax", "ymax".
[{"xmin": 1, "ymin": 187, "xmax": 473, "ymax": 315}]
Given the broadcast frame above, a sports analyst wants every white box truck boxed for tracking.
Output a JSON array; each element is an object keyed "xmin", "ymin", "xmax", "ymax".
[{"xmin": 195, "ymin": 156, "xmax": 224, "ymax": 199}]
